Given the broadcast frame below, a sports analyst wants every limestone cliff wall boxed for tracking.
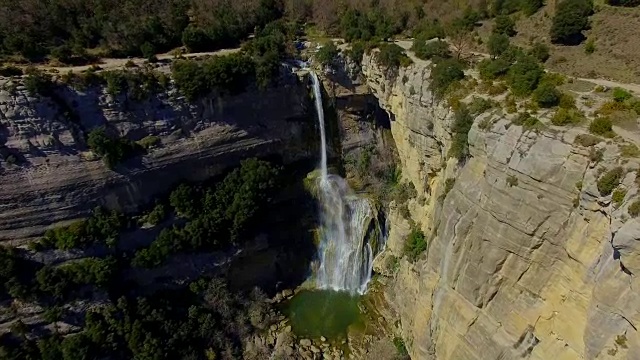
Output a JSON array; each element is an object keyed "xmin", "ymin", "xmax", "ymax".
[
  {"xmin": 358, "ymin": 53, "xmax": 640, "ymax": 359},
  {"xmin": 0, "ymin": 72, "xmax": 315, "ymax": 242}
]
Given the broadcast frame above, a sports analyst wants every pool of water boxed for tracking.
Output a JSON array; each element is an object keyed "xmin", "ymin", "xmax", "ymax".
[{"xmin": 283, "ymin": 289, "xmax": 363, "ymax": 339}]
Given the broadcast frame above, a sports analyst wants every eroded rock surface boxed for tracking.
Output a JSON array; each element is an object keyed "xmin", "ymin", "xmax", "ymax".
[{"xmin": 355, "ymin": 52, "xmax": 640, "ymax": 359}]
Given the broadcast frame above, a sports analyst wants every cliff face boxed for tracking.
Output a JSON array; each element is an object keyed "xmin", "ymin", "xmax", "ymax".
[
  {"xmin": 0, "ymin": 72, "xmax": 315, "ymax": 242},
  {"xmin": 357, "ymin": 54, "xmax": 640, "ymax": 359}
]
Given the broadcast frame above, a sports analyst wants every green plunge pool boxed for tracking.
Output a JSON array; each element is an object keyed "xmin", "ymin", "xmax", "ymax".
[{"xmin": 283, "ymin": 289, "xmax": 364, "ymax": 339}]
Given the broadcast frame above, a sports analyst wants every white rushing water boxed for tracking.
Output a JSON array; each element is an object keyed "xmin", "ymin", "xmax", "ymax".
[{"xmin": 310, "ymin": 72, "xmax": 378, "ymax": 294}]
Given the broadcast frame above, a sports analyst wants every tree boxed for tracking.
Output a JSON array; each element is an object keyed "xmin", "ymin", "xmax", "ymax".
[
  {"xmin": 493, "ymin": 15, "xmax": 516, "ymax": 36},
  {"xmin": 487, "ymin": 33, "xmax": 510, "ymax": 58},
  {"xmin": 315, "ymin": 41, "xmax": 338, "ymax": 66},
  {"xmin": 169, "ymin": 184, "xmax": 198, "ymax": 218},
  {"xmin": 522, "ymin": 0, "xmax": 544, "ymax": 15},
  {"xmin": 412, "ymin": 39, "xmax": 451, "ymax": 60},
  {"xmin": 533, "ymin": 82, "xmax": 561, "ymax": 107},
  {"xmin": 550, "ymin": 0, "xmax": 594, "ymax": 45},
  {"xmin": 478, "ymin": 58, "xmax": 511, "ymax": 80},
  {"xmin": 506, "ymin": 55, "xmax": 543, "ymax": 96},
  {"xmin": 529, "ymin": 42, "xmax": 550, "ymax": 62},
  {"xmin": 446, "ymin": 23, "xmax": 473, "ymax": 59},
  {"xmin": 430, "ymin": 59, "xmax": 465, "ymax": 99}
]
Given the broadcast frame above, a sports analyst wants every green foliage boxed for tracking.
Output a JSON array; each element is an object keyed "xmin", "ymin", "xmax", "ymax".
[
  {"xmin": 468, "ymin": 96, "xmax": 496, "ymax": 115},
  {"xmin": 589, "ymin": 147, "xmax": 605, "ymax": 162},
  {"xmin": 412, "ymin": 39, "xmax": 451, "ymax": 60},
  {"xmin": 529, "ymin": 42, "xmax": 550, "ymax": 62},
  {"xmin": 550, "ymin": 0, "xmax": 594, "ymax": 45},
  {"xmin": 339, "ymin": 8, "xmax": 397, "ymax": 42},
  {"xmin": 36, "ymin": 257, "xmax": 117, "ymax": 301},
  {"xmin": 136, "ymin": 136, "xmax": 160, "ymax": 150},
  {"xmin": 506, "ymin": 175, "xmax": 519, "ymax": 187},
  {"xmin": 506, "ymin": 55, "xmax": 543, "ymax": 96},
  {"xmin": 431, "ymin": 59, "xmax": 465, "ymax": 99},
  {"xmin": 375, "ymin": 43, "xmax": 412, "ymax": 69},
  {"xmin": 87, "ymin": 127, "xmax": 139, "ymax": 168},
  {"xmin": 478, "ymin": 58, "xmax": 511, "ymax": 80},
  {"xmin": 448, "ymin": 105, "xmax": 473, "ymax": 160},
  {"xmin": 171, "ymin": 53, "xmax": 256, "ymax": 101},
  {"xmin": 585, "ymin": 38, "xmax": 596, "ymax": 54},
  {"xmin": 404, "ymin": 228, "xmax": 427, "ymax": 262},
  {"xmin": 316, "ymin": 41, "xmax": 339, "ymax": 66},
  {"xmin": 492, "ymin": 0, "xmax": 541, "ymax": 15},
  {"xmin": 452, "ymin": 7, "xmax": 481, "ymax": 32},
  {"xmin": 393, "ymin": 336, "xmax": 409, "ymax": 356},
  {"xmin": 512, "ymin": 112, "xmax": 543, "ymax": 131},
  {"xmin": 613, "ymin": 87, "xmax": 633, "ymax": 102},
  {"xmin": 487, "ymin": 33, "xmax": 510, "ymax": 58},
  {"xmin": 612, "ymin": 188, "xmax": 627, "ymax": 207},
  {"xmin": 440, "ymin": 178, "xmax": 456, "ymax": 203},
  {"xmin": 347, "ymin": 41, "xmax": 368, "ymax": 63},
  {"xmin": 134, "ymin": 159, "xmax": 280, "ymax": 267},
  {"xmin": 552, "ymin": 108, "xmax": 584, "ymax": 125},
  {"xmin": 412, "ymin": 19, "xmax": 446, "ymax": 40},
  {"xmin": 533, "ymin": 82, "xmax": 561, "ymax": 107},
  {"xmin": 629, "ymin": 200, "xmax": 640, "ymax": 217},
  {"xmin": 521, "ymin": 0, "xmax": 544, "ymax": 15},
  {"xmin": 574, "ymin": 133, "xmax": 602, "ymax": 147},
  {"xmin": 620, "ymin": 143, "xmax": 640, "ymax": 158},
  {"xmin": 41, "ymin": 207, "xmax": 125, "ymax": 250},
  {"xmin": 597, "ymin": 167, "xmax": 624, "ymax": 196},
  {"xmin": 493, "ymin": 15, "xmax": 516, "ymax": 36},
  {"xmin": 589, "ymin": 117, "xmax": 614, "ymax": 137},
  {"xmin": 24, "ymin": 70, "xmax": 54, "ymax": 96}
]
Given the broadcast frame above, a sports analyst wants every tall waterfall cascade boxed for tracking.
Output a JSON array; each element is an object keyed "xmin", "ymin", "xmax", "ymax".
[{"xmin": 310, "ymin": 72, "xmax": 383, "ymax": 295}]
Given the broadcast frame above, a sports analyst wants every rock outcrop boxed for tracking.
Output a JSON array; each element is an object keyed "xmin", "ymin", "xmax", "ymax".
[
  {"xmin": 351, "ymin": 52, "xmax": 640, "ymax": 359},
  {"xmin": 0, "ymin": 72, "xmax": 315, "ymax": 242}
]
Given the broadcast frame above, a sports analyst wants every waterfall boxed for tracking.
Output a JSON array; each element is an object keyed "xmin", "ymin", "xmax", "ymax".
[{"xmin": 309, "ymin": 72, "xmax": 380, "ymax": 294}]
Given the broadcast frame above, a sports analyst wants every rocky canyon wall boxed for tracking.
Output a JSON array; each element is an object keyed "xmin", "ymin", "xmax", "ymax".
[
  {"xmin": 353, "ymin": 52, "xmax": 640, "ymax": 359},
  {"xmin": 0, "ymin": 71, "xmax": 315, "ymax": 242}
]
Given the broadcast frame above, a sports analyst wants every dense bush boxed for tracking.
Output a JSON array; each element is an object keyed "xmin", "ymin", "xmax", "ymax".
[
  {"xmin": 629, "ymin": 200, "xmax": 640, "ymax": 217},
  {"xmin": 478, "ymin": 58, "xmax": 511, "ymax": 80},
  {"xmin": 339, "ymin": 8, "xmax": 396, "ymax": 42},
  {"xmin": 41, "ymin": 207, "xmax": 125, "ymax": 250},
  {"xmin": 492, "ymin": 0, "xmax": 543, "ymax": 15},
  {"xmin": 87, "ymin": 127, "xmax": 140, "ymax": 168},
  {"xmin": 448, "ymin": 105, "xmax": 474, "ymax": 160},
  {"xmin": 529, "ymin": 42, "xmax": 550, "ymax": 62},
  {"xmin": 316, "ymin": 41, "xmax": 339, "ymax": 66},
  {"xmin": 533, "ymin": 82, "xmax": 561, "ymax": 107},
  {"xmin": 487, "ymin": 33, "xmax": 510, "ymax": 58},
  {"xmin": 597, "ymin": 167, "xmax": 624, "ymax": 196},
  {"xmin": 412, "ymin": 19, "xmax": 446, "ymax": 40},
  {"xmin": 613, "ymin": 87, "xmax": 633, "ymax": 102},
  {"xmin": 412, "ymin": 39, "xmax": 451, "ymax": 60},
  {"xmin": 134, "ymin": 159, "xmax": 280, "ymax": 267},
  {"xmin": 36, "ymin": 257, "xmax": 117, "ymax": 302},
  {"xmin": 550, "ymin": 0, "xmax": 594, "ymax": 45},
  {"xmin": 375, "ymin": 43, "xmax": 412, "ymax": 69},
  {"xmin": 493, "ymin": 15, "xmax": 516, "ymax": 36},
  {"xmin": 552, "ymin": 108, "xmax": 584, "ymax": 125},
  {"xmin": 506, "ymin": 55, "xmax": 543, "ymax": 96},
  {"xmin": 172, "ymin": 53, "xmax": 255, "ymax": 100},
  {"xmin": 430, "ymin": 59, "xmax": 465, "ymax": 99},
  {"xmin": 404, "ymin": 228, "xmax": 427, "ymax": 262},
  {"xmin": 589, "ymin": 117, "xmax": 614, "ymax": 136}
]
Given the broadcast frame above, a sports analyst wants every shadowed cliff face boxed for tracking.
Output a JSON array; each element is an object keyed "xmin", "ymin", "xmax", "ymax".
[
  {"xmin": 0, "ymin": 72, "xmax": 316, "ymax": 242},
  {"xmin": 348, "ymin": 53, "xmax": 640, "ymax": 359}
]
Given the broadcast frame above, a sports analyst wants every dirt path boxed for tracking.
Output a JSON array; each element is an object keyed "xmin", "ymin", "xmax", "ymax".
[{"xmin": 36, "ymin": 47, "xmax": 241, "ymax": 74}]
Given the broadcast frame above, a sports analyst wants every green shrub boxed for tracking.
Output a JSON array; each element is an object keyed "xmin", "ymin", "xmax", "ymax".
[
  {"xmin": 316, "ymin": 41, "xmax": 339, "ymax": 66},
  {"xmin": 589, "ymin": 117, "xmax": 614, "ymax": 137},
  {"xmin": 550, "ymin": 0, "xmax": 594, "ymax": 45},
  {"xmin": 533, "ymin": 82, "xmax": 561, "ymax": 107},
  {"xmin": 522, "ymin": 0, "xmax": 544, "ymax": 15},
  {"xmin": 412, "ymin": 19, "xmax": 446, "ymax": 40},
  {"xmin": 478, "ymin": 58, "xmax": 511, "ymax": 80},
  {"xmin": 440, "ymin": 178, "xmax": 456, "ymax": 202},
  {"xmin": 347, "ymin": 41, "xmax": 368, "ymax": 63},
  {"xmin": 506, "ymin": 55, "xmax": 543, "ymax": 96},
  {"xmin": 448, "ymin": 105, "xmax": 473, "ymax": 160},
  {"xmin": 559, "ymin": 93, "xmax": 576, "ymax": 109},
  {"xmin": 613, "ymin": 87, "xmax": 632, "ymax": 102},
  {"xmin": 468, "ymin": 96, "xmax": 496, "ymax": 115},
  {"xmin": 412, "ymin": 39, "xmax": 451, "ymax": 60},
  {"xmin": 612, "ymin": 188, "xmax": 627, "ymax": 207},
  {"xmin": 589, "ymin": 147, "xmax": 604, "ymax": 162},
  {"xmin": 597, "ymin": 167, "xmax": 624, "ymax": 196},
  {"xmin": 551, "ymin": 108, "xmax": 584, "ymax": 126},
  {"xmin": 487, "ymin": 33, "xmax": 510, "ymax": 58},
  {"xmin": 376, "ymin": 43, "xmax": 412, "ymax": 69},
  {"xmin": 585, "ymin": 38, "xmax": 596, "ymax": 54},
  {"xmin": 143, "ymin": 203, "xmax": 167, "ymax": 226},
  {"xmin": 430, "ymin": 59, "xmax": 465, "ymax": 99},
  {"xmin": 620, "ymin": 143, "xmax": 640, "ymax": 158},
  {"xmin": 404, "ymin": 228, "xmax": 427, "ymax": 262},
  {"xmin": 629, "ymin": 200, "xmax": 640, "ymax": 217},
  {"xmin": 512, "ymin": 112, "xmax": 543, "ymax": 131},
  {"xmin": 574, "ymin": 133, "xmax": 601, "ymax": 147},
  {"xmin": 393, "ymin": 337, "xmax": 409, "ymax": 356},
  {"xmin": 506, "ymin": 174, "xmax": 518, "ymax": 187},
  {"xmin": 529, "ymin": 42, "xmax": 550, "ymax": 62},
  {"xmin": 24, "ymin": 69, "xmax": 54, "ymax": 96},
  {"xmin": 493, "ymin": 15, "xmax": 516, "ymax": 36},
  {"xmin": 87, "ymin": 127, "xmax": 139, "ymax": 168},
  {"xmin": 41, "ymin": 207, "xmax": 125, "ymax": 250}
]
